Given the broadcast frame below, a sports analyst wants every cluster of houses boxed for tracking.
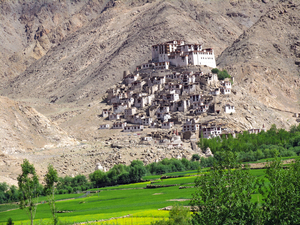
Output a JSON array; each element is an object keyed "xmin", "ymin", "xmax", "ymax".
[
  {"xmin": 98, "ymin": 42, "xmax": 237, "ymax": 140},
  {"xmin": 99, "ymin": 40, "xmax": 265, "ymax": 142},
  {"xmin": 100, "ymin": 67, "xmax": 234, "ymax": 136}
]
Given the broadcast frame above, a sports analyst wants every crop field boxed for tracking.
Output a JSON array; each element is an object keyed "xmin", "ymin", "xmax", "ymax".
[
  {"xmin": 0, "ymin": 184, "xmax": 194, "ymax": 224},
  {"xmin": 0, "ymin": 167, "xmax": 271, "ymax": 225}
]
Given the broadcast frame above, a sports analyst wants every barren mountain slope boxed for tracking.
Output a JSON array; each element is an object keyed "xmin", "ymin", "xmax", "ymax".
[
  {"xmin": 217, "ymin": 0, "xmax": 300, "ymax": 112},
  {"xmin": 2, "ymin": 0, "xmax": 279, "ymax": 104},
  {"xmin": 0, "ymin": 0, "xmax": 112, "ymax": 86},
  {"xmin": 0, "ymin": 96, "xmax": 77, "ymax": 154}
]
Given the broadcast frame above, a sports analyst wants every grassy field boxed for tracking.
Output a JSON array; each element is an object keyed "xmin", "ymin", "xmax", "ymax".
[
  {"xmin": 0, "ymin": 166, "xmax": 274, "ymax": 225},
  {"xmin": 0, "ymin": 184, "xmax": 194, "ymax": 224},
  {"xmin": 0, "ymin": 204, "xmax": 19, "ymax": 213}
]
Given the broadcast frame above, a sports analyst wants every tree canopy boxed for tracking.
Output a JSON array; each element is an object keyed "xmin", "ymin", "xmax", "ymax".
[{"xmin": 17, "ymin": 159, "xmax": 39, "ymax": 225}]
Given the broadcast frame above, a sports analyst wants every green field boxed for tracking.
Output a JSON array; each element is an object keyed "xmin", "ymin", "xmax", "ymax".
[
  {"xmin": 0, "ymin": 167, "xmax": 273, "ymax": 225},
  {"xmin": 0, "ymin": 184, "xmax": 194, "ymax": 224}
]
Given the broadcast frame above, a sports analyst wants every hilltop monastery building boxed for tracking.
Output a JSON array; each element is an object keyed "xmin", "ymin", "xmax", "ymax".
[{"xmin": 151, "ymin": 40, "xmax": 216, "ymax": 68}]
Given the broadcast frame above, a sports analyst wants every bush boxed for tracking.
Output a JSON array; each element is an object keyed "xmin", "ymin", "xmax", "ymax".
[
  {"xmin": 199, "ymin": 157, "xmax": 214, "ymax": 168},
  {"xmin": 151, "ymin": 204, "xmax": 191, "ymax": 225},
  {"xmin": 191, "ymin": 154, "xmax": 200, "ymax": 161},
  {"xmin": 217, "ymin": 70, "xmax": 231, "ymax": 80},
  {"xmin": 211, "ymin": 68, "xmax": 231, "ymax": 80},
  {"xmin": 7, "ymin": 218, "xmax": 13, "ymax": 225},
  {"xmin": 211, "ymin": 68, "xmax": 219, "ymax": 74}
]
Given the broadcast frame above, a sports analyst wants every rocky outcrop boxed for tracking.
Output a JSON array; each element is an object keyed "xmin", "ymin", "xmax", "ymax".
[{"xmin": 217, "ymin": 0, "xmax": 300, "ymax": 114}]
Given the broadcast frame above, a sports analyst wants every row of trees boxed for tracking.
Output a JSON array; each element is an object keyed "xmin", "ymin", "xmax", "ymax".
[
  {"xmin": 1, "ymin": 156, "xmax": 211, "ymax": 204},
  {"xmin": 0, "ymin": 183, "xmax": 18, "ymax": 204},
  {"xmin": 89, "ymin": 157, "xmax": 214, "ymax": 188},
  {"xmin": 200, "ymin": 124, "xmax": 300, "ymax": 162},
  {"xmin": 89, "ymin": 160, "xmax": 147, "ymax": 187}
]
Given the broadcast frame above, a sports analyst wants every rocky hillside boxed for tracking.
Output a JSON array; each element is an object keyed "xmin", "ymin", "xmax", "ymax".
[
  {"xmin": 0, "ymin": 96, "xmax": 77, "ymax": 154},
  {"xmin": 217, "ymin": 0, "xmax": 300, "ymax": 112},
  {"xmin": 0, "ymin": 0, "xmax": 111, "ymax": 85},
  {"xmin": 1, "ymin": 0, "xmax": 279, "ymax": 104}
]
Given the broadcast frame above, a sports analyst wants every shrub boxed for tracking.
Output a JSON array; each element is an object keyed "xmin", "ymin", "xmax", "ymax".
[
  {"xmin": 7, "ymin": 218, "xmax": 13, "ymax": 225},
  {"xmin": 211, "ymin": 68, "xmax": 219, "ymax": 74},
  {"xmin": 218, "ymin": 70, "xmax": 231, "ymax": 80},
  {"xmin": 191, "ymin": 154, "xmax": 200, "ymax": 161}
]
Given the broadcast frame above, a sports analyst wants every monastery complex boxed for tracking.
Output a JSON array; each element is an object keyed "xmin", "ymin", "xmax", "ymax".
[
  {"xmin": 151, "ymin": 40, "xmax": 216, "ymax": 68},
  {"xmin": 99, "ymin": 40, "xmax": 265, "ymax": 150}
]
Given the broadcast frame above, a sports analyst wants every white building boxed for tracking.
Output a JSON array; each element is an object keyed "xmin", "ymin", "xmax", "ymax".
[
  {"xmin": 210, "ymin": 88, "xmax": 220, "ymax": 96},
  {"xmin": 141, "ymin": 136, "xmax": 153, "ymax": 141},
  {"xmin": 161, "ymin": 121, "xmax": 174, "ymax": 129},
  {"xmin": 141, "ymin": 117, "xmax": 153, "ymax": 126},
  {"xmin": 110, "ymin": 93, "xmax": 127, "ymax": 104},
  {"xmin": 150, "ymin": 122, "xmax": 158, "ymax": 128},
  {"xmin": 195, "ymin": 105, "xmax": 209, "ymax": 114},
  {"xmin": 163, "ymin": 91, "xmax": 180, "ymax": 102},
  {"xmin": 182, "ymin": 83, "xmax": 197, "ymax": 95},
  {"xmin": 120, "ymin": 97, "xmax": 134, "ymax": 105},
  {"xmin": 133, "ymin": 114, "xmax": 145, "ymax": 124},
  {"xmin": 113, "ymin": 122, "xmax": 127, "ymax": 129},
  {"xmin": 182, "ymin": 119, "xmax": 199, "ymax": 133},
  {"xmin": 130, "ymin": 80, "xmax": 145, "ymax": 91},
  {"xmin": 113, "ymin": 103, "xmax": 128, "ymax": 114},
  {"xmin": 123, "ymin": 125, "xmax": 144, "ymax": 132},
  {"xmin": 248, "ymin": 128, "xmax": 266, "ymax": 134},
  {"xmin": 124, "ymin": 73, "xmax": 139, "ymax": 85},
  {"xmin": 221, "ymin": 81, "xmax": 232, "ymax": 89},
  {"xmin": 102, "ymin": 109, "xmax": 111, "ymax": 118},
  {"xmin": 190, "ymin": 94, "xmax": 202, "ymax": 104},
  {"xmin": 156, "ymin": 106, "xmax": 171, "ymax": 122},
  {"xmin": 148, "ymin": 76, "xmax": 166, "ymax": 86},
  {"xmin": 142, "ymin": 61, "xmax": 170, "ymax": 70},
  {"xmin": 124, "ymin": 107, "xmax": 137, "ymax": 117},
  {"xmin": 134, "ymin": 94, "xmax": 154, "ymax": 108},
  {"xmin": 200, "ymin": 73, "xmax": 218, "ymax": 86},
  {"xmin": 224, "ymin": 104, "xmax": 235, "ymax": 114},
  {"xmin": 151, "ymin": 40, "xmax": 216, "ymax": 68},
  {"xmin": 109, "ymin": 113, "xmax": 121, "ymax": 120},
  {"xmin": 157, "ymin": 106, "xmax": 170, "ymax": 114},
  {"xmin": 221, "ymin": 88, "xmax": 231, "ymax": 95},
  {"xmin": 99, "ymin": 124, "xmax": 110, "ymax": 129},
  {"xmin": 165, "ymin": 83, "xmax": 182, "ymax": 94},
  {"xmin": 202, "ymin": 127, "xmax": 222, "ymax": 139}
]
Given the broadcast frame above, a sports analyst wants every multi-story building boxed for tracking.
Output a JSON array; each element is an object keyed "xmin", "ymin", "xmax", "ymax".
[{"xmin": 151, "ymin": 40, "xmax": 216, "ymax": 68}]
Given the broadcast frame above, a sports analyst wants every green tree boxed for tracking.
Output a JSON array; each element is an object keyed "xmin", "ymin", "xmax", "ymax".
[
  {"xmin": 259, "ymin": 158, "xmax": 300, "ymax": 224},
  {"xmin": 190, "ymin": 151, "xmax": 259, "ymax": 224},
  {"xmin": 17, "ymin": 159, "xmax": 39, "ymax": 225},
  {"xmin": 151, "ymin": 204, "xmax": 192, "ymax": 225},
  {"xmin": 129, "ymin": 160, "xmax": 147, "ymax": 183},
  {"xmin": 191, "ymin": 154, "xmax": 200, "ymax": 161},
  {"xmin": 211, "ymin": 68, "xmax": 219, "ymax": 74},
  {"xmin": 6, "ymin": 218, "xmax": 13, "ymax": 225},
  {"xmin": 89, "ymin": 170, "xmax": 109, "ymax": 187},
  {"xmin": 0, "ymin": 182, "xmax": 9, "ymax": 203},
  {"xmin": 44, "ymin": 164, "xmax": 59, "ymax": 225}
]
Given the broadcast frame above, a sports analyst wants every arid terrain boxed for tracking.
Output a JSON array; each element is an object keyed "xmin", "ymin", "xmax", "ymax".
[{"xmin": 1, "ymin": 0, "xmax": 300, "ymax": 185}]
